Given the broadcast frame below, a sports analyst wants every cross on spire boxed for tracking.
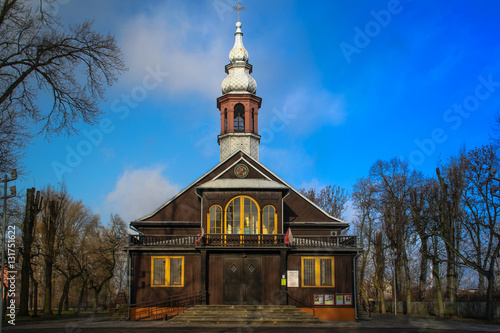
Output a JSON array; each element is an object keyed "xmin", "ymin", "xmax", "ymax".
[{"xmin": 233, "ymin": 1, "xmax": 245, "ymax": 22}]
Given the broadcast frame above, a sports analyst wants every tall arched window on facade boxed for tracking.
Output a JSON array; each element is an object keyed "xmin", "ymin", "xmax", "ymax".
[
  {"xmin": 226, "ymin": 196, "xmax": 259, "ymax": 234},
  {"xmin": 262, "ymin": 205, "xmax": 277, "ymax": 234},
  {"xmin": 208, "ymin": 205, "xmax": 222, "ymax": 234},
  {"xmin": 234, "ymin": 103, "xmax": 245, "ymax": 132}
]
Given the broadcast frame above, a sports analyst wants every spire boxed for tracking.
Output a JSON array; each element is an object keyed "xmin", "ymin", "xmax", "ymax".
[
  {"xmin": 217, "ymin": 7, "xmax": 262, "ymax": 162},
  {"xmin": 221, "ymin": 19, "xmax": 257, "ymax": 95}
]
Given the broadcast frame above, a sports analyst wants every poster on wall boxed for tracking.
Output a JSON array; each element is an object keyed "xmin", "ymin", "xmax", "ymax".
[
  {"xmin": 324, "ymin": 294, "xmax": 334, "ymax": 305},
  {"xmin": 314, "ymin": 294, "xmax": 324, "ymax": 305},
  {"xmin": 336, "ymin": 294, "xmax": 344, "ymax": 305},
  {"xmin": 344, "ymin": 294, "xmax": 352, "ymax": 305},
  {"xmin": 287, "ymin": 270, "xmax": 299, "ymax": 287}
]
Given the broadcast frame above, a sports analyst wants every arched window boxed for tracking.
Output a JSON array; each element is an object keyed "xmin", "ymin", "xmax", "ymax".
[
  {"xmin": 225, "ymin": 196, "xmax": 259, "ymax": 234},
  {"xmin": 262, "ymin": 205, "xmax": 277, "ymax": 234},
  {"xmin": 234, "ymin": 103, "xmax": 245, "ymax": 132},
  {"xmin": 208, "ymin": 205, "xmax": 222, "ymax": 234}
]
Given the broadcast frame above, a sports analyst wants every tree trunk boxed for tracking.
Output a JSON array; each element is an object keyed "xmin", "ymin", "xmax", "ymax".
[
  {"xmin": 43, "ymin": 261, "xmax": 53, "ymax": 315},
  {"xmin": 445, "ymin": 246, "xmax": 457, "ymax": 303},
  {"xmin": 93, "ymin": 288, "xmax": 99, "ymax": 312},
  {"xmin": 76, "ymin": 277, "xmax": 87, "ymax": 315},
  {"xmin": 373, "ymin": 265, "xmax": 386, "ymax": 314},
  {"xmin": 432, "ymin": 257, "xmax": 444, "ymax": 318},
  {"xmin": 418, "ymin": 236, "xmax": 428, "ymax": 301},
  {"xmin": 485, "ymin": 273, "xmax": 494, "ymax": 320},
  {"xmin": 31, "ymin": 273, "xmax": 38, "ymax": 317},
  {"xmin": 18, "ymin": 188, "xmax": 41, "ymax": 316},
  {"xmin": 57, "ymin": 277, "xmax": 73, "ymax": 315},
  {"xmin": 65, "ymin": 289, "xmax": 69, "ymax": 311}
]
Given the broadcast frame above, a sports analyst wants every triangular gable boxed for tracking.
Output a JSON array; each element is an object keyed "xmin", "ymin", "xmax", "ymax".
[
  {"xmin": 134, "ymin": 149, "xmax": 348, "ymax": 226},
  {"xmin": 236, "ymin": 153, "xmax": 348, "ymax": 225}
]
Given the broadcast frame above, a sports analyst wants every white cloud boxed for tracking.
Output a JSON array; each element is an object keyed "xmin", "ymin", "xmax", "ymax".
[
  {"xmin": 281, "ymin": 87, "xmax": 346, "ymax": 135},
  {"xmin": 299, "ymin": 178, "xmax": 325, "ymax": 191},
  {"xmin": 118, "ymin": 4, "xmax": 227, "ymax": 98},
  {"xmin": 106, "ymin": 166, "xmax": 180, "ymax": 222}
]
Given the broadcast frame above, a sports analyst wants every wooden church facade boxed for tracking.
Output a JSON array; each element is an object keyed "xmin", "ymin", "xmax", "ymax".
[{"xmin": 126, "ymin": 16, "xmax": 361, "ymax": 322}]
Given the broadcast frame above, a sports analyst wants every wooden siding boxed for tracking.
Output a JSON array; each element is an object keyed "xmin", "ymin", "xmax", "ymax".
[
  {"xmin": 283, "ymin": 190, "xmax": 337, "ymax": 223},
  {"xmin": 131, "ymin": 252, "xmax": 201, "ymax": 304},
  {"xmin": 140, "ymin": 227, "xmax": 200, "ymax": 236},
  {"xmin": 286, "ymin": 254, "xmax": 354, "ymax": 307}
]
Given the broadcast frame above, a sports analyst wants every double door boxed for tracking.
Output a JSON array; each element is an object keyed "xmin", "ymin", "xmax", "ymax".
[{"xmin": 223, "ymin": 257, "xmax": 262, "ymax": 305}]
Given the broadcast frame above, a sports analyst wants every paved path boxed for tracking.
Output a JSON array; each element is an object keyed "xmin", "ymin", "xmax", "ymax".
[{"xmin": 3, "ymin": 313, "xmax": 499, "ymax": 332}]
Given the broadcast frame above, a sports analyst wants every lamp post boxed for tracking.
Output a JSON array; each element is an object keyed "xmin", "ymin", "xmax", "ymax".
[{"xmin": 0, "ymin": 169, "xmax": 17, "ymax": 333}]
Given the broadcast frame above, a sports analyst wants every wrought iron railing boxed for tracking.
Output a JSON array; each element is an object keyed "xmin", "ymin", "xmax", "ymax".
[
  {"xmin": 205, "ymin": 233, "xmax": 284, "ymax": 247},
  {"xmin": 127, "ymin": 234, "xmax": 358, "ymax": 248}
]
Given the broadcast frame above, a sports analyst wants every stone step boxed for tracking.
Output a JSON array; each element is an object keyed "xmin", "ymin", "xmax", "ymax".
[{"xmin": 168, "ymin": 305, "xmax": 323, "ymax": 325}]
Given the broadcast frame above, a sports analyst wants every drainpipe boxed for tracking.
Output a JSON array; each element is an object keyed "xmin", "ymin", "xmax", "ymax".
[
  {"xmin": 195, "ymin": 190, "xmax": 203, "ymax": 229},
  {"xmin": 127, "ymin": 248, "xmax": 131, "ymax": 320},
  {"xmin": 353, "ymin": 251, "xmax": 361, "ymax": 321},
  {"xmin": 281, "ymin": 190, "xmax": 290, "ymax": 235},
  {"xmin": 195, "ymin": 190, "xmax": 206, "ymax": 303}
]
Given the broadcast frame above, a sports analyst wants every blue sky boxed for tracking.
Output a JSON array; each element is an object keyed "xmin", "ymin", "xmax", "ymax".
[{"xmin": 20, "ymin": 0, "xmax": 500, "ymax": 224}]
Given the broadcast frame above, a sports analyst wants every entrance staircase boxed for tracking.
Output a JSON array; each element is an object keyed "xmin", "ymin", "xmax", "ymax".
[{"xmin": 167, "ymin": 305, "xmax": 323, "ymax": 325}]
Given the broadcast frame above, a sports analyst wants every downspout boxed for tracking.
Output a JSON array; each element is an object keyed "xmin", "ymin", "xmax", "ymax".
[
  {"xmin": 353, "ymin": 250, "xmax": 361, "ymax": 321},
  {"xmin": 126, "ymin": 248, "xmax": 131, "ymax": 320},
  {"xmin": 127, "ymin": 223, "xmax": 141, "ymax": 320},
  {"xmin": 195, "ymin": 189, "xmax": 203, "ymax": 231},
  {"xmin": 282, "ymin": 190, "xmax": 290, "ymax": 234},
  {"xmin": 281, "ymin": 189, "xmax": 290, "ymax": 306},
  {"xmin": 195, "ymin": 189, "xmax": 205, "ymax": 303}
]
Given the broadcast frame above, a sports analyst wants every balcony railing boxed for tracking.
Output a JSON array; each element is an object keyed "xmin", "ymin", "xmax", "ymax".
[{"xmin": 127, "ymin": 234, "xmax": 358, "ymax": 249}]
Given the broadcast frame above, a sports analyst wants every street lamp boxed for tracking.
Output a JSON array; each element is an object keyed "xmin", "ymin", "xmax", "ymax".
[{"xmin": 0, "ymin": 169, "xmax": 17, "ymax": 333}]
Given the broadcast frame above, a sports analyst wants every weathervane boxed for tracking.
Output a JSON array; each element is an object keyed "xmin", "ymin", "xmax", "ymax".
[{"xmin": 233, "ymin": 1, "xmax": 245, "ymax": 22}]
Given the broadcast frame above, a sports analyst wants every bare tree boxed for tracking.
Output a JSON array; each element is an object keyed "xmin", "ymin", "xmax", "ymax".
[
  {"xmin": 39, "ymin": 184, "xmax": 68, "ymax": 315},
  {"xmin": 300, "ymin": 185, "xmax": 349, "ymax": 220},
  {"xmin": 88, "ymin": 214, "xmax": 126, "ymax": 312},
  {"xmin": 438, "ymin": 144, "xmax": 500, "ymax": 320},
  {"xmin": 55, "ymin": 200, "xmax": 99, "ymax": 315},
  {"xmin": 370, "ymin": 158, "xmax": 417, "ymax": 315},
  {"xmin": 0, "ymin": 0, "xmax": 126, "ymax": 169},
  {"xmin": 18, "ymin": 187, "xmax": 42, "ymax": 316},
  {"xmin": 352, "ymin": 176, "xmax": 379, "ymax": 313},
  {"xmin": 434, "ymin": 153, "xmax": 467, "ymax": 308}
]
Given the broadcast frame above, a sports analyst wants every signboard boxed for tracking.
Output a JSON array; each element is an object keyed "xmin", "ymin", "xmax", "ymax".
[
  {"xmin": 287, "ymin": 270, "xmax": 299, "ymax": 287},
  {"xmin": 324, "ymin": 294, "xmax": 334, "ymax": 305},
  {"xmin": 335, "ymin": 293, "xmax": 353, "ymax": 306},
  {"xmin": 314, "ymin": 294, "xmax": 324, "ymax": 305}
]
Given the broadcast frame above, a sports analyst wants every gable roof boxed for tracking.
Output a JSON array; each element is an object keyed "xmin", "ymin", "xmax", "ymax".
[{"xmin": 133, "ymin": 150, "xmax": 349, "ymax": 226}]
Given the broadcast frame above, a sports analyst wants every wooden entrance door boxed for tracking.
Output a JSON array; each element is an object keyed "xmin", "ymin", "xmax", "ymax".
[{"xmin": 223, "ymin": 257, "xmax": 262, "ymax": 305}]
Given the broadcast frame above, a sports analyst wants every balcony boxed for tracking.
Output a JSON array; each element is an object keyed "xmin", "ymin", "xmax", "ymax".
[{"xmin": 127, "ymin": 234, "xmax": 358, "ymax": 249}]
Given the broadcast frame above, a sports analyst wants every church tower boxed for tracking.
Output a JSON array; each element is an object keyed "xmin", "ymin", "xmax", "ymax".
[{"xmin": 217, "ymin": 18, "xmax": 262, "ymax": 161}]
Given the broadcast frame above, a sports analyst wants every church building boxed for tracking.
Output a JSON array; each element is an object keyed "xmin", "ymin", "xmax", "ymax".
[{"xmin": 126, "ymin": 11, "xmax": 361, "ymax": 322}]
